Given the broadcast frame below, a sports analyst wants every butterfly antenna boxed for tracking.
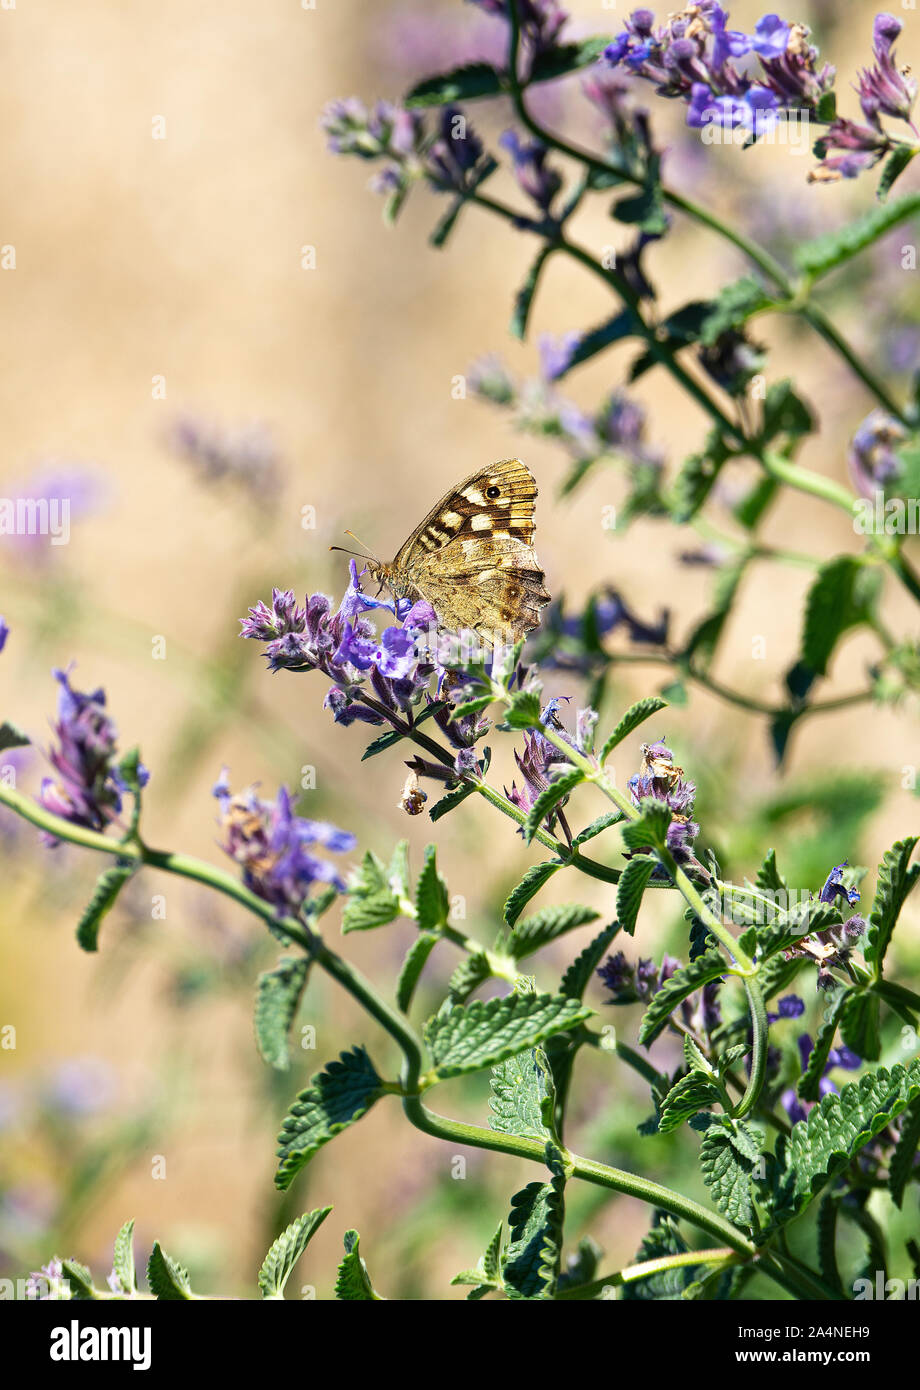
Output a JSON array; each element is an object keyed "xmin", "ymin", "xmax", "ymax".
[{"xmin": 329, "ymin": 530, "xmax": 379, "ymax": 563}]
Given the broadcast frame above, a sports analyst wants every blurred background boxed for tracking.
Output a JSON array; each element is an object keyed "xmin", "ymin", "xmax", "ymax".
[{"xmin": 0, "ymin": 0, "xmax": 917, "ymax": 1299}]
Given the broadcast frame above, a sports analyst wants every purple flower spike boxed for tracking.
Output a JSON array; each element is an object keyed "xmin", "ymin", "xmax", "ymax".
[
  {"xmin": 819, "ymin": 861, "xmax": 860, "ymax": 907},
  {"xmin": 39, "ymin": 667, "xmax": 140, "ymax": 842}
]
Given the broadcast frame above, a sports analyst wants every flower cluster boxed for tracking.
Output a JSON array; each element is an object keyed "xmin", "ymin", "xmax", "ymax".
[
  {"xmin": 783, "ymin": 862, "xmax": 865, "ymax": 991},
  {"xmin": 213, "ymin": 772, "xmax": 356, "ymax": 916},
  {"xmin": 38, "ymin": 668, "xmax": 148, "ymax": 841},
  {"xmin": 627, "ymin": 739, "xmax": 699, "ymax": 859},
  {"xmin": 603, "ymin": 5, "xmax": 834, "ymax": 136},
  {"xmin": 811, "ymin": 14, "xmax": 918, "ymax": 183},
  {"xmin": 166, "ymin": 416, "xmax": 282, "ymax": 507},
  {"xmin": 505, "ymin": 697, "xmax": 596, "ymax": 823},
  {"xmin": 598, "ymin": 950, "xmax": 722, "ymax": 1034},
  {"xmin": 321, "ymin": 99, "xmax": 494, "ymax": 206}
]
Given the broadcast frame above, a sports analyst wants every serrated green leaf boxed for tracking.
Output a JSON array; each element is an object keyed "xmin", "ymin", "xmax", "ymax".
[
  {"xmin": 255, "ymin": 956, "xmax": 310, "ymax": 1071},
  {"xmin": 523, "ymin": 766, "xmax": 583, "ymax": 844},
  {"xmin": 342, "ymin": 851, "xmax": 400, "ymax": 933},
  {"xmin": 503, "ymin": 689, "xmax": 542, "ymax": 729},
  {"xmin": 621, "ymin": 798, "xmax": 672, "ymax": 854},
  {"xmin": 700, "ymin": 1123, "xmax": 763, "ymax": 1227},
  {"xmin": 502, "ymin": 1149, "xmax": 566, "ymax": 1300},
  {"xmin": 658, "ymin": 1071, "xmax": 722, "ymax": 1133},
  {"xmin": 866, "ymin": 837, "xmax": 919, "ymax": 978},
  {"xmin": 761, "ymin": 378, "xmax": 815, "ymax": 442},
  {"xmin": 146, "ymin": 1242, "xmax": 195, "ymax": 1300},
  {"xmin": 415, "ymin": 844, "xmax": 449, "ymax": 932},
  {"xmin": 794, "ymin": 192, "xmax": 920, "ymax": 278},
  {"xmin": 771, "ymin": 1059, "xmax": 920, "ymax": 1227},
  {"xmin": 490, "ymin": 1046, "xmax": 556, "ymax": 1143},
  {"xmin": 507, "ymin": 903, "xmax": 599, "ymax": 958},
  {"xmin": 61, "ymin": 1259, "xmax": 98, "ymax": 1300},
  {"xmin": 755, "ymin": 848, "xmax": 787, "ymax": 895},
  {"xmin": 448, "ymin": 949, "xmax": 492, "ymax": 1002},
  {"xmin": 112, "ymin": 1219, "xmax": 136, "ymax": 1295},
  {"xmin": 560, "ymin": 923, "xmax": 620, "ymax": 999},
  {"xmin": 840, "ymin": 989, "xmax": 881, "ymax": 1061},
  {"xmin": 396, "ymin": 931, "xmax": 439, "ymax": 1012},
  {"xmin": 503, "ymin": 861, "xmax": 562, "ymax": 926},
  {"xmin": 425, "ymin": 991, "xmax": 592, "ymax": 1080},
  {"xmin": 452, "ymin": 1223, "xmax": 505, "ymax": 1294},
  {"xmin": 405, "ymin": 62, "xmax": 503, "ymax": 107},
  {"xmin": 799, "ymin": 993, "xmax": 848, "ymax": 1102},
  {"xmin": 890, "ymin": 1098, "xmax": 920, "ymax": 1208},
  {"xmin": 511, "ymin": 246, "xmax": 553, "ymax": 341},
  {"xmin": 429, "ymin": 778, "xmax": 478, "ymax": 821},
  {"xmin": 700, "ymin": 277, "xmax": 772, "ymax": 345},
  {"xmin": 638, "ymin": 948, "xmax": 726, "ymax": 1045},
  {"xmin": 801, "ymin": 556, "xmax": 881, "ymax": 677},
  {"xmin": 616, "ymin": 855, "xmax": 656, "ymax": 936},
  {"xmin": 275, "ymin": 1046, "xmax": 383, "ymax": 1189},
  {"xmin": 258, "ymin": 1207, "xmax": 332, "ymax": 1298},
  {"xmin": 75, "ymin": 861, "xmax": 136, "ymax": 953},
  {"xmin": 571, "ymin": 810, "xmax": 623, "ymax": 847},
  {"xmin": 878, "ymin": 146, "xmax": 920, "ymax": 201},
  {"xmin": 335, "ymin": 1230, "xmax": 383, "ymax": 1300},
  {"xmin": 600, "ymin": 697, "xmax": 668, "ymax": 761}
]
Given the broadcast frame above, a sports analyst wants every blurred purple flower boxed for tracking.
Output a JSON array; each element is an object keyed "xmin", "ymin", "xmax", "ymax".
[
  {"xmin": 499, "ymin": 130, "xmax": 562, "ymax": 214},
  {"xmin": 43, "ymin": 1057, "xmax": 117, "ymax": 1117},
  {"xmin": 847, "ymin": 409, "xmax": 907, "ymax": 500},
  {"xmin": 213, "ymin": 773, "xmax": 356, "ymax": 915},
  {"xmin": 166, "ymin": 416, "xmax": 282, "ymax": 506},
  {"xmin": 0, "ymin": 617, "xmax": 8, "ymax": 652},
  {"xmin": 857, "ymin": 13, "xmax": 917, "ymax": 124},
  {"xmin": 781, "ymin": 1031, "xmax": 861, "ymax": 1124}
]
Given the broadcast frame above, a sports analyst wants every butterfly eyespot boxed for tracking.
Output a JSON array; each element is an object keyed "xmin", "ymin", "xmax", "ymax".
[{"xmin": 486, "ymin": 485, "xmax": 501, "ymax": 499}]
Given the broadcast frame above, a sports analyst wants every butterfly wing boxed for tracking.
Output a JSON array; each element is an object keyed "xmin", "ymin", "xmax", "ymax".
[{"xmin": 390, "ymin": 458, "xmax": 550, "ymax": 641}]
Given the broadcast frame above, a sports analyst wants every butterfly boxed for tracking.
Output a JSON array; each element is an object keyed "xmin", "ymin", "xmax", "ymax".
[{"xmin": 334, "ymin": 458, "xmax": 551, "ymax": 644}]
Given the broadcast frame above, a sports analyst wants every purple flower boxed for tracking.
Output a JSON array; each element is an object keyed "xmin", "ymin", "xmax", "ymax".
[
  {"xmin": 505, "ymin": 697, "xmax": 588, "ymax": 825},
  {"xmin": 335, "ymin": 622, "xmax": 420, "ymax": 679},
  {"xmin": 781, "ymin": 1030, "xmax": 862, "ymax": 1124},
  {"xmin": 847, "ymin": 409, "xmax": 907, "ymax": 500},
  {"xmin": 43, "ymin": 1058, "xmax": 117, "ymax": 1117},
  {"xmin": 166, "ymin": 416, "xmax": 282, "ymax": 505},
  {"xmin": 0, "ymin": 617, "xmax": 8, "ymax": 652},
  {"xmin": 499, "ymin": 130, "xmax": 562, "ymax": 213},
  {"xmin": 214, "ymin": 774, "xmax": 356, "ymax": 915},
  {"xmin": 39, "ymin": 668, "xmax": 146, "ymax": 841},
  {"xmin": 858, "ymin": 13, "xmax": 917, "ymax": 124},
  {"xmin": 425, "ymin": 107, "xmax": 491, "ymax": 193},
  {"xmin": 538, "ymin": 331, "xmax": 582, "ymax": 381},
  {"xmin": 818, "ymin": 861, "xmax": 860, "ymax": 908},
  {"xmin": 751, "ymin": 14, "xmax": 790, "ymax": 60}
]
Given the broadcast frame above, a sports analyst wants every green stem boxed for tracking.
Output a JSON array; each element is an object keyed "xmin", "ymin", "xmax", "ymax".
[{"xmin": 554, "ymin": 1247, "xmax": 738, "ymax": 1299}]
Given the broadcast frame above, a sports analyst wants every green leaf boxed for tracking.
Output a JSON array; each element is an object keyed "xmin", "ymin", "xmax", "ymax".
[
  {"xmin": 429, "ymin": 778, "xmax": 478, "ymax": 821},
  {"xmin": 503, "ymin": 861, "xmax": 562, "ymax": 926},
  {"xmin": 638, "ymin": 948, "xmax": 726, "ymax": 1045},
  {"xmin": 75, "ymin": 861, "xmax": 136, "ymax": 953},
  {"xmin": 621, "ymin": 798, "xmax": 672, "ymax": 854},
  {"xmin": 530, "ymin": 35, "xmax": 614, "ymax": 83},
  {"xmin": 771, "ymin": 1059, "xmax": 920, "ymax": 1227},
  {"xmin": 425, "ymin": 991, "xmax": 593, "ymax": 1080},
  {"xmin": 801, "ymin": 556, "xmax": 881, "ymax": 677},
  {"xmin": 840, "ymin": 990, "xmax": 881, "ymax": 1061},
  {"xmin": 669, "ymin": 448, "xmax": 727, "ymax": 522},
  {"xmin": 571, "ymin": 811, "xmax": 623, "ymax": 847},
  {"xmin": 816, "ymin": 90, "xmax": 836, "ymax": 122},
  {"xmin": 601, "ymin": 696, "xmax": 668, "ymax": 760},
  {"xmin": 255, "ymin": 957, "xmax": 310, "ymax": 1071},
  {"xmin": 795, "ymin": 192, "xmax": 920, "ymax": 278},
  {"xmin": 890, "ymin": 1098, "xmax": 920, "ymax": 1208},
  {"xmin": 112, "ymin": 1219, "xmax": 136, "ymax": 1296},
  {"xmin": 0, "ymin": 720, "xmax": 30, "ymax": 752},
  {"xmin": 612, "ymin": 184, "xmax": 668, "ymax": 236},
  {"xmin": 799, "ymin": 994, "xmax": 848, "ymax": 1102},
  {"xmin": 275, "ymin": 1046, "xmax": 383, "ymax": 1190},
  {"xmin": 490, "ymin": 1046, "xmax": 556, "ymax": 1143},
  {"xmin": 658, "ymin": 1071, "xmax": 722, "ymax": 1134},
  {"xmin": 511, "ymin": 246, "xmax": 553, "ymax": 341},
  {"xmin": 700, "ymin": 277, "xmax": 772, "ymax": 345},
  {"xmin": 502, "ymin": 689, "xmax": 542, "ymax": 729},
  {"xmin": 448, "ymin": 950, "xmax": 491, "ymax": 1003},
  {"xmin": 396, "ymin": 931, "xmax": 439, "ymax": 1012},
  {"xmin": 258, "ymin": 1207, "xmax": 332, "ymax": 1298},
  {"xmin": 700, "ymin": 1123, "xmax": 763, "ymax": 1227},
  {"xmin": 502, "ymin": 1149, "xmax": 566, "ymax": 1300},
  {"xmin": 560, "ymin": 923, "xmax": 620, "ymax": 999},
  {"xmin": 451, "ymin": 1223, "xmax": 505, "ymax": 1296},
  {"xmin": 866, "ymin": 836, "xmax": 919, "ymax": 978},
  {"xmin": 342, "ymin": 851, "xmax": 400, "ymax": 933},
  {"xmin": 523, "ymin": 766, "xmax": 583, "ymax": 844},
  {"xmin": 877, "ymin": 146, "xmax": 918, "ymax": 202},
  {"xmin": 761, "ymin": 378, "xmax": 815, "ymax": 442},
  {"xmin": 415, "ymin": 844, "xmax": 449, "ymax": 931},
  {"xmin": 335, "ymin": 1230, "xmax": 383, "ymax": 1300},
  {"xmin": 507, "ymin": 903, "xmax": 599, "ymax": 958},
  {"xmin": 147, "ymin": 1242, "xmax": 195, "ymax": 1300},
  {"xmin": 755, "ymin": 848, "xmax": 787, "ymax": 896},
  {"xmin": 60, "ymin": 1259, "xmax": 98, "ymax": 1300},
  {"xmin": 621, "ymin": 1215, "xmax": 698, "ymax": 1301},
  {"xmin": 405, "ymin": 62, "xmax": 504, "ymax": 107},
  {"xmin": 549, "ymin": 309, "xmax": 638, "ymax": 379},
  {"xmin": 616, "ymin": 855, "xmax": 657, "ymax": 936}
]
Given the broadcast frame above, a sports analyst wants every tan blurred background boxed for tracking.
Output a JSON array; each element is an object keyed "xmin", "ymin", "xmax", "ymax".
[{"xmin": 0, "ymin": 0, "xmax": 917, "ymax": 1298}]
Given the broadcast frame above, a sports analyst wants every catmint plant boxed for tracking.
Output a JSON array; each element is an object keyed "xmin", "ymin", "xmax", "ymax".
[{"xmin": 3, "ymin": 0, "xmax": 920, "ymax": 1315}]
